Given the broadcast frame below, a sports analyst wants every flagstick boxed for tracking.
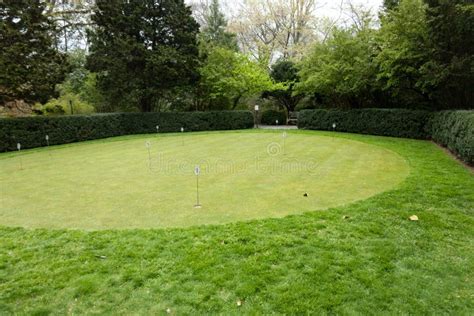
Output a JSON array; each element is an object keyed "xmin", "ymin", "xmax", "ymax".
[{"xmin": 17, "ymin": 143, "xmax": 23, "ymax": 170}]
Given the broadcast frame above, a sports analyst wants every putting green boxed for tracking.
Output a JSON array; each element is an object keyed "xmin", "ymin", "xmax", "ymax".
[{"xmin": 0, "ymin": 131, "xmax": 409, "ymax": 229}]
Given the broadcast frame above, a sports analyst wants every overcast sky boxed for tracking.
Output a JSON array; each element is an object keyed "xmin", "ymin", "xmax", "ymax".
[{"xmin": 186, "ymin": 0, "xmax": 384, "ymax": 20}]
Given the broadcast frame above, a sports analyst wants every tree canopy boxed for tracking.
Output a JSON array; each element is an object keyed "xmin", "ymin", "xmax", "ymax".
[
  {"xmin": 87, "ymin": 0, "xmax": 200, "ymax": 112},
  {"xmin": 1, "ymin": 0, "xmax": 472, "ymax": 113},
  {"xmin": 199, "ymin": 47, "xmax": 276, "ymax": 110},
  {"xmin": 0, "ymin": 0, "xmax": 68, "ymax": 104}
]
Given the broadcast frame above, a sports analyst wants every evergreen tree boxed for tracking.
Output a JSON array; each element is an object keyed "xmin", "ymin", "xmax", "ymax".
[
  {"xmin": 0, "ymin": 0, "xmax": 68, "ymax": 105},
  {"xmin": 87, "ymin": 0, "xmax": 200, "ymax": 112},
  {"xmin": 200, "ymin": 0, "xmax": 237, "ymax": 51},
  {"xmin": 264, "ymin": 59, "xmax": 303, "ymax": 115},
  {"xmin": 383, "ymin": 0, "xmax": 401, "ymax": 11},
  {"xmin": 421, "ymin": 0, "xmax": 473, "ymax": 109}
]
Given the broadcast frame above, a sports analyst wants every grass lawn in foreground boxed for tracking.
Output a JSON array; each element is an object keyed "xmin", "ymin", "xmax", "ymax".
[
  {"xmin": 0, "ymin": 130, "xmax": 473, "ymax": 314},
  {"xmin": 0, "ymin": 131, "xmax": 408, "ymax": 229}
]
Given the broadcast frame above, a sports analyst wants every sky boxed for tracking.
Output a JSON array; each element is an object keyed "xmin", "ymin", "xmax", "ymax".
[{"xmin": 185, "ymin": 0, "xmax": 384, "ymax": 21}]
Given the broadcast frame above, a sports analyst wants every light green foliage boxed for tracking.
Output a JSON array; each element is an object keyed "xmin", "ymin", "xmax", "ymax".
[
  {"xmin": 0, "ymin": 131, "xmax": 472, "ymax": 313},
  {"xmin": 296, "ymin": 26, "xmax": 378, "ymax": 107},
  {"xmin": 78, "ymin": 73, "xmax": 108, "ymax": 112},
  {"xmin": 199, "ymin": 47, "xmax": 278, "ymax": 109},
  {"xmin": 44, "ymin": 49, "xmax": 106, "ymax": 113},
  {"xmin": 35, "ymin": 92, "xmax": 95, "ymax": 115},
  {"xmin": 376, "ymin": 0, "xmax": 430, "ymax": 106}
]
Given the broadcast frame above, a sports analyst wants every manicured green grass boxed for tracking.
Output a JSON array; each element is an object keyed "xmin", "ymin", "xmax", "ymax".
[
  {"xmin": 0, "ymin": 130, "xmax": 473, "ymax": 314},
  {"xmin": 0, "ymin": 131, "xmax": 408, "ymax": 229}
]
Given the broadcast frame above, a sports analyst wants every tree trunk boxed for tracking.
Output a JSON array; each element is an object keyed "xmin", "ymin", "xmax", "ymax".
[
  {"xmin": 232, "ymin": 95, "xmax": 242, "ymax": 110},
  {"xmin": 140, "ymin": 95, "xmax": 153, "ymax": 112}
]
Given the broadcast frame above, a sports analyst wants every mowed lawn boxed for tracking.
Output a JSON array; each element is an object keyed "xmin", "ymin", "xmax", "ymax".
[
  {"xmin": 0, "ymin": 130, "xmax": 473, "ymax": 314},
  {"xmin": 0, "ymin": 131, "xmax": 408, "ymax": 229}
]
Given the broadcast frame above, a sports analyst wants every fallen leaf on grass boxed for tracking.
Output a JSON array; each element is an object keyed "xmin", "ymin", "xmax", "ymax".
[
  {"xmin": 409, "ymin": 215, "xmax": 419, "ymax": 221},
  {"xmin": 237, "ymin": 300, "xmax": 242, "ymax": 307}
]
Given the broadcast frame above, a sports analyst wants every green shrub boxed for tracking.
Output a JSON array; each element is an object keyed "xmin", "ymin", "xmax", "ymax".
[
  {"xmin": 298, "ymin": 108, "xmax": 431, "ymax": 139},
  {"xmin": 0, "ymin": 111, "xmax": 254, "ymax": 151},
  {"xmin": 261, "ymin": 110, "xmax": 287, "ymax": 125},
  {"xmin": 430, "ymin": 111, "xmax": 474, "ymax": 165},
  {"xmin": 36, "ymin": 93, "xmax": 95, "ymax": 115}
]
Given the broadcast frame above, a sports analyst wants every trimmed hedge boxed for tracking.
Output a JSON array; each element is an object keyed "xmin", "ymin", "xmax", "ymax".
[
  {"xmin": 298, "ymin": 109, "xmax": 431, "ymax": 139},
  {"xmin": 430, "ymin": 111, "xmax": 474, "ymax": 165},
  {"xmin": 298, "ymin": 108, "xmax": 474, "ymax": 165},
  {"xmin": 261, "ymin": 110, "xmax": 287, "ymax": 125},
  {"xmin": 0, "ymin": 111, "xmax": 254, "ymax": 152}
]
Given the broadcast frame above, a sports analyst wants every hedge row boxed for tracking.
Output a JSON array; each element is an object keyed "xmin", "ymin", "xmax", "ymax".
[
  {"xmin": 298, "ymin": 108, "xmax": 473, "ymax": 164},
  {"xmin": 298, "ymin": 108, "xmax": 431, "ymax": 139},
  {"xmin": 430, "ymin": 111, "xmax": 474, "ymax": 165},
  {"xmin": 261, "ymin": 110, "xmax": 287, "ymax": 125},
  {"xmin": 0, "ymin": 111, "xmax": 254, "ymax": 152}
]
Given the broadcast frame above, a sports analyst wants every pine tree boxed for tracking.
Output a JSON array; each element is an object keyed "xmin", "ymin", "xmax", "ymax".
[
  {"xmin": 87, "ymin": 0, "xmax": 200, "ymax": 112},
  {"xmin": 200, "ymin": 0, "xmax": 237, "ymax": 51},
  {"xmin": 0, "ymin": 0, "xmax": 68, "ymax": 105}
]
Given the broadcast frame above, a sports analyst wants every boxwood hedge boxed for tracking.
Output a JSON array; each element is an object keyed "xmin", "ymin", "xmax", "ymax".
[
  {"xmin": 430, "ymin": 111, "xmax": 474, "ymax": 165},
  {"xmin": 298, "ymin": 109, "xmax": 431, "ymax": 139},
  {"xmin": 0, "ymin": 111, "xmax": 254, "ymax": 152},
  {"xmin": 298, "ymin": 108, "xmax": 473, "ymax": 165},
  {"xmin": 261, "ymin": 110, "xmax": 287, "ymax": 125}
]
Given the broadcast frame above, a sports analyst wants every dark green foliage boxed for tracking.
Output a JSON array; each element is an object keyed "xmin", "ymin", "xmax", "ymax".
[
  {"xmin": 299, "ymin": 109, "xmax": 474, "ymax": 163},
  {"xmin": 430, "ymin": 111, "xmax": 474, "ymax": 164},
  {"xmin": 0, "ymin": 0, "xmax": 68, "ymax": 104},
  {"xmin": 376, "ymin": 0, "xmax": 431, "ymax": 109},
  {"xmin": 261, "ymin": 110, "xmax": 287, "ymax": 125},
  {"xmin": 0, "ymin": 111, "xmax": 254, "ymax": 151},
  {"xmin": 422, "ymin": 0, "xmax": 474, "ymax": 109},
  {"xmin": 384, "ymin": 0, "xmax": 401, "ymax": 10},
  {"xmin": 87, "ymin": 0, "xmax": 200, "ymax": 112},
  {"xmin": 264, "ymin": 60, "xmax": 303, "ymax": 115},
  {"xmin": 298, "ymin": 109, "xmax": 431, "ymax": 139}
]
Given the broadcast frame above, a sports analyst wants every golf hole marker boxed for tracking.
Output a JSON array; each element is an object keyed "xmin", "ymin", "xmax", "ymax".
[
  {"xmin": 282, "ymin": 132, "xmax": 287, "ymax": 155},
  {"xmin": 194, "ymin": 165, "xmax": 201, "ymax": 208},
  {"xmin": 156, "ymin": 125, "xmax": 160, "ymax": 133},
  {"xmin": 145, "ymin": 141, "xmax": 152, "ymax": 170},
  {"xmin": 17, "ymin": 143, "xmax": 23, "ymax": 170}
]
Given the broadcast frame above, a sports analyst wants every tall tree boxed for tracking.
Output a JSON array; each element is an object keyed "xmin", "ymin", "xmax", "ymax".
[
  {"xmin": 229, "ymin": 0, "xmax": 318, "ymax": 66},
  {"xmin": 383, "ymin": 0, "xmax": 401, "ymax": 11},
  {"xmin": 199, "ymin": 47, "xmax": 277, "ymax": 110},
  {"xmin": 263, "ymin": 59, "xmax": 303, "ymax": 115},
  {"xmin": 376, "ymin": 0, "xmax": 431, "ymax": 108},
  {"xmin": 87, "ymin": 0, "xmax": 200, "ymax": 112},
  {"xmin": 421, "ymin": 0, "xmax": 473, "ymax": 109},
  {"xmin": 0, "ymin": 0, "xmax": 68, "ymax": 105},
  {"xmin": 43, "ymin": 0, "xmax": 95, "ymax": 52},
  {"xmin": 200, "ymin": 0, "xmax": 237, "ymax": 50},
  {"xmin": 296, "ymin": 23, "xmax": 379, "ymax": 108}
]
